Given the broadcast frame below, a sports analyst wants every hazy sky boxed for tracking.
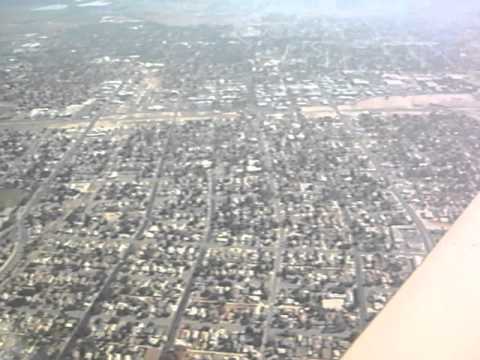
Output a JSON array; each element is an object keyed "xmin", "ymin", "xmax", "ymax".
[{"xmin": 247, "ymin": 0, "xmax": 480, "ymax": 18}]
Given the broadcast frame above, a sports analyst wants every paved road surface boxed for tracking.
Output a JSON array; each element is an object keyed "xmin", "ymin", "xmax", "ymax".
[
  {"xmin": 0, "ymin": 117, "xmax": 98, "ymax": 285},
  {"xmin": 55, "ymin": 116, "xmax": 176, "ymax": 360},
  {"xmin": 162, "ymin": 169, "xmax": 216, "ymax": 354},
  {"xmin": 335, "ymin": 107, "xmax": 433, "ymax": 253}
]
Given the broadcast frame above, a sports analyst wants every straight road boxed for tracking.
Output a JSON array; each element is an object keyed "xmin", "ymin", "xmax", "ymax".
[
  {"xmin": 254, "ymin": 112, "xmax": 287, "ymax": 359},
  {"xmin": 55, "ymin": 115, "xmax": 177, "ymax": 360},
  {"xmin": 162, "ymin": 168, "xmax": 216, "ymax": 354},
  {"xmin": 334, "ymin": 107, "xmax": 433, "ymax": 253},
  {"xmin": 339, "ymin": 205, "xmax": 368, "ymax": 329},
  {"xmin": 0, "ymin": 116, "xmax": 99, "ymax": 284}
]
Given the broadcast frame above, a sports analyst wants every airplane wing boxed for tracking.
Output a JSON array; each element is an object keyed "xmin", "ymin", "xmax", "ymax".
[{"xmin": 342, "ymin": 194, "xmax": 480, "ymax": 360}]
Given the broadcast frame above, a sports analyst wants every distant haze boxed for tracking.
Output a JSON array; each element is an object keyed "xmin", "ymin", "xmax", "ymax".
[
  {"xmin": 1, "ymin": 0, "xmax": 479, "ymax": 24},
  {"xmin": 222, "ymin": 0, "xmax": 480, "ymax": 18}
]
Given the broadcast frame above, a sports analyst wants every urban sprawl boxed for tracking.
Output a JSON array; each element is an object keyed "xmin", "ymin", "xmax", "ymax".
[{"xmin": 0, "ymin": 5, "xmax": 479, "ymax": 360}]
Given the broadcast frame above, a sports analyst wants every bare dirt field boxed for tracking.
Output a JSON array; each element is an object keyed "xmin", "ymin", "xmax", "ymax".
[
  {"xmin": 340, "ymin": 93, "xmax": 480, "ymax": 112},
  {"xmin": 300, "ymin": 106, "xmax": 337, "ymax": 118}
]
